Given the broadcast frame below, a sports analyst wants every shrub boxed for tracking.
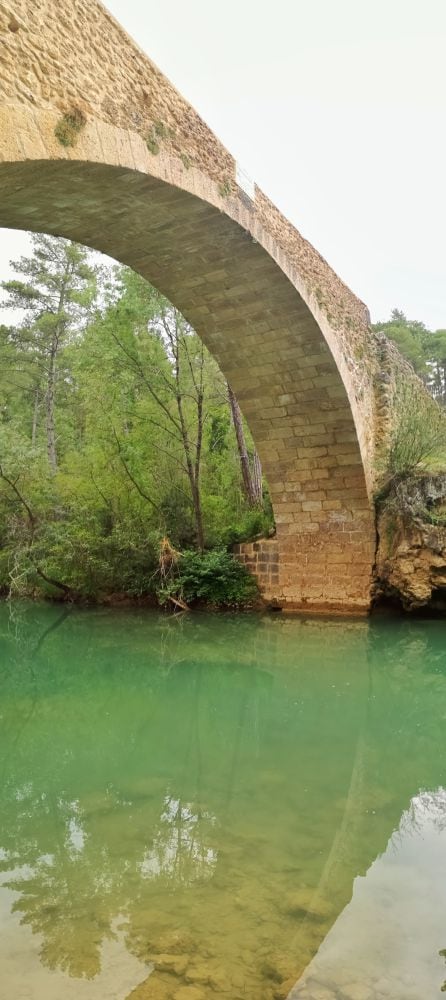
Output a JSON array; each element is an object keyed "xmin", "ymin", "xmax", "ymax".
[
  {"xmin": 386, "ymin": 381, "xmax": 446, "ymax": 479},
  {"xmin": 54, "ymin": 108, "xmax": 86, "ymax": 147},
  {"xmin": 221, "ymin": 509, "xmax": 273, "ymax": 547},
  {"xmin": 158, "ymin": 549, "xmax": 258, "ymax": 607}
]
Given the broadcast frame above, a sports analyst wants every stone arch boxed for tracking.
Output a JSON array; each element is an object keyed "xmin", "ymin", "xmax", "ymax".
[{"xmin": 0, "ymin": 100, "xmax": 376, "ymax": 613}]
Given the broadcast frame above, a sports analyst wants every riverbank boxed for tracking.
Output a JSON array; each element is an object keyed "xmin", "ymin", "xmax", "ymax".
[
  {"xmin": 3, "ymin": 471, "xmax": 446, "ymax": 616},
  {"xmin": 374, "ymin": 472, "xmax": 446, "ymax": 612}
]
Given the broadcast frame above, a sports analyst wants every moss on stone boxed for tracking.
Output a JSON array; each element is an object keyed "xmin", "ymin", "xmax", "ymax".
[
  {"xmin": 146, "ymin": 134, "xmax": 160, "ymax": 156},
  {"xmin": 218, "ymin": 178, "xmax": 232, "ymax": 198},
  {"xmin": 54, "ymin": 107, "xmax": 86, "ymax": 147}
]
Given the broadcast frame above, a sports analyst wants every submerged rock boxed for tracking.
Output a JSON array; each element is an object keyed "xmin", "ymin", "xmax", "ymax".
[
  {"xmin": 261, "ymin": 950, "xmax": 307, "ymax": 987},
  {"xmin": 152, "ymin": 953, "xmax": 190, "ymax": 977},
  {"xmin": 273, "ymin": 977, "xmax": 298, "ymax": 999},
  {"xmin": 128, "ymin": 971, "xmax": 178, "ymax": 999},
  {"xmin": 173, "ymin": 987, "xmax": 207, "ymax": 1000},
  {"xmin": 150, "ymin": 930, "xmax": 197, "ymax": 956},
  {"xmin": 283, "ymin": 888, "xmax": 333, "ymax": 921},
  {"xmin": 184, "ymin": 959, "xmax": 227, "ymax": 991}
]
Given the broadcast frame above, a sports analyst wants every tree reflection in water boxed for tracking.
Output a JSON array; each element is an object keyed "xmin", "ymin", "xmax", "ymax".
[
  {"xmin": 1, "ymin": 606, "xmax": 446, "ymax": 998},
  {"xmin": 139, "ymin": 795, "xmax": 217, "ymax": 885}
]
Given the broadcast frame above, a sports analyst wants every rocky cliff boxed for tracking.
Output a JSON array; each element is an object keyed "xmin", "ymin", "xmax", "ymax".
[{"xmin": 374, "ymin": 474, "xmax": 446, "ymax": 611}]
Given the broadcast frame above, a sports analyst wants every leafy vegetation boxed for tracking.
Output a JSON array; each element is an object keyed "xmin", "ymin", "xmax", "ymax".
[
  {"xmin": 374, "ymin": 309, "xmax": 446, "ymax": 481},
  {"xmin": 0, "ymin": 234, "xmax": 272, "ymax": 604},
  {"xmin": 373, "ymin": 309, "xmax": 446, "ymax": 406},
  {"xmin": 158, "ymin": 548, "xmax": 259, "ymax": 608},
  {"xmin": 386, "ymin": 381, "xmax": 446, "ymax": 478},
  {"xmin": 54, "ymin": 107, "xmax": 86, "ymax": 147}
]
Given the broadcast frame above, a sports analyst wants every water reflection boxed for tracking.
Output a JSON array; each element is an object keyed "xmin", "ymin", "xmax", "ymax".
[
  {"xmin": 0, "ymin": 605, "xmax": 445, "ymax": 998},
  {"xmin": 291, "ymin": 788, "xmax": 446, "ymax": 1000},
  {"xmin": 139, "ymin": 795, "xmax": 217, "ymax": 884}
]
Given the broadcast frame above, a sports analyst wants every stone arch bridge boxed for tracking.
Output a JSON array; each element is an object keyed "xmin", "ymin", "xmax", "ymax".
[{"xmin": 0, "ymin": 0, "xmax": 424, "ymax": 611}]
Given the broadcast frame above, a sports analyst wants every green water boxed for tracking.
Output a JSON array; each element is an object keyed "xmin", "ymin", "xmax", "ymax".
[{"xmin": 1, "ymin": 604, "xmax": 446, "ymax": 1000}]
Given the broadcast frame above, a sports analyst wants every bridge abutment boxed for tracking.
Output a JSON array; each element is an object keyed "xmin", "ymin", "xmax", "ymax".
[
  {"xmin": 1, "ymin": 1, "xmax": 434, "ymax": 614},
  {"xmin": 235, "ymin": 519, "xmax": 375, "ymax": 613}
]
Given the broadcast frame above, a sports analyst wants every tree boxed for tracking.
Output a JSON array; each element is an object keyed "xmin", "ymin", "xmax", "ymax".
[
  {"xmin": 0, "ymin": 243, "xmax": 274, "ymax": 601},
  {"xmin": 99, "ymin": 268, "xmax": 230, "ymax": 551},
  {"xmin": 373, "ymin": 309, "xmax": 429, "ymax": 378},
  {"xmin": 227, "ymin": 383, "xmax": 262, "ymax": 507},
  {"xmin": 425, "ymin": 330, "xmax": 446, "ymax": 405},
  {"xmin": 1, "ymin": 235, "xmax": 97, "ymax": 472}
]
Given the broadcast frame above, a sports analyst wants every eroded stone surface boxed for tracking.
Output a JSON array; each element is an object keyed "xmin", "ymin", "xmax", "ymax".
[
  {"xmin": 375, "ymin": 475, "xmax": 446, "ymax": 610},
  {"xmin": 0, "ymin": 0, "xmax": 438, "ymax": 611}
]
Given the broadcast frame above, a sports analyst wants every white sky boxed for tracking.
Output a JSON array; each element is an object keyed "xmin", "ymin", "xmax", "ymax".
[{"xmin": 1, "ymin": 0, "xmax": 446, "ymax": 328}]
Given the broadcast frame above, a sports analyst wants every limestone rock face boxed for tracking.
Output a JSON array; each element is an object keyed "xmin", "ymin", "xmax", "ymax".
[{"xmin": 374, "ymin": 475, "xmax": 446, "ymax": 610}]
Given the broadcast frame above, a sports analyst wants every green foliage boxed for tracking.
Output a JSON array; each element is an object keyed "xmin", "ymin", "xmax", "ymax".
[
  {"xmin": 218, "ymin": 179, "xmax": 232, "ymax": 198},
  {"xmin": 376, "ymin": 472, "xmax": 446, "ymax": 544},
  {"xmin": 153, "ymin": 120, "xmax": 171, "ymax": 139},
  {"xmin": 220, "ymin": 509, "xmax": 273, "ymax": 547},
  {"xmin": 146, "ymin": 135, "xmax": 160, "ymax": 156},
  {"xmin": 373, "ymin": 309, "xmax": 428, "ymax": 375},
  {"xmin": 373, "ymin": 309, "xmax": 446, "ymax": 405},
  {"xmin": 0, "ymin": 237, "xmax": 273, "ymax": 604},
  {"xmin": 207, "ymin": 413, "xmax": 230, "ymax": 457},
  {"xmin": 29, "ymin": 519, "xmax": 160, "ymax": 599},
  {"xmin": 386, "ymin": 381, "xmax": 446, "ymax": 478},
  {"xmin": 158, "ymin": 549, "xmax": 258, "ymax": 607},
  {"xmin": 145, "ymin": 120, "xmax": 174, "ymax": 157},
  {"xmin": 54, "ymin": 108, "xmax": 86, "ymax": 147}
]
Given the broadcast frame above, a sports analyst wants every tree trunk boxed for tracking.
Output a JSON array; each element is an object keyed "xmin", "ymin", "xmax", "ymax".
[
  {"xmin": 227, "ymin": 383, "xmax": 261, "ymax": 507},
  {"xmin": 172, "ymin": 319, "xmax": 205, "ymax": 552},
  {"xmin": 45, "ymin": 270, "xmax": 69, "ymax": 473},
  {"xmin": 31, "ymin": 386, "xmax": 39, "ymax": 446},
  {"xmin": 176, "ymin": 398, "xmax": 204, "ymax": 551},
  {"xmin": 46, "ymin": 335, "xmax": 58, "ymax": 473},
  {"xmin": 190, "ymin": 475, "xmax": 205, "ymax": 551},
  {"xmin": 252, "ymin": 449, "xmax": 263, "ymax": 505}
]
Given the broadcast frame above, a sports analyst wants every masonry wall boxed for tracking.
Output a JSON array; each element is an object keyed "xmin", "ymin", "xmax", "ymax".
[
  {"xmin": 0, "ymin": 0, "xmax": 439, "ymax": 612},
  {"xmin": 373, "ymin": 334, "xmax": 444, "ymax": 463}
]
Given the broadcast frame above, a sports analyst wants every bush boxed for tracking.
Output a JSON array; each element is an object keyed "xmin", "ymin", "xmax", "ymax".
[
  {"xmin": 1, "ymin": 515, "xmax": 161, "ymax": 601},
  {"xmin": 158, "ymin": 549, "xmax": 259, "ymax": 607},
  {"xmin": 387, "ymin": 382, "xmax": 446, "ymax": 478},
  {"xmin": 220, "ymin": 508, "xmax": 274, "ymax": 547}
]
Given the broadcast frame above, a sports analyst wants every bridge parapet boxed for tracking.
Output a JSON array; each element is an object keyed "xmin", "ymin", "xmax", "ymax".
[{"xmin": 0, "ymin": 0, "xmax": 439, "ymax": 611}]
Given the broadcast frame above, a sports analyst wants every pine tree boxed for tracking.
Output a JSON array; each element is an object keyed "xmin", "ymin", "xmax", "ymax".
[{"xmin": 1, "ymin": 235, "xmax": 96, "ymax": 472}]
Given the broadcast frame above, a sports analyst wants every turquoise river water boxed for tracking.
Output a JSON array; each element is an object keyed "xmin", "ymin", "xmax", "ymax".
[{"xmin": 1, "ymin": 602, "xmax": 446, "ymax": 1000}]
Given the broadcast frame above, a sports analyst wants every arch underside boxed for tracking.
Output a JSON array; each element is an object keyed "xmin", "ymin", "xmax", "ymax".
[{"xmin": 0, "ymin": 155, "xmax": 375, "ymax": 610}]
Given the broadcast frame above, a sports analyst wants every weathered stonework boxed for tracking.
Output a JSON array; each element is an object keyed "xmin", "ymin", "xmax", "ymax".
[
  {"xmin": 375, "ymin": 475, "xmax": 446, "ymax": 610},
  {"xmin": 0, "ymin": 0, "xmax": 436, "ymax": 611},
  {"xmin": 373, "ymin": 334, "xmax": 443, "ymax": 465}
]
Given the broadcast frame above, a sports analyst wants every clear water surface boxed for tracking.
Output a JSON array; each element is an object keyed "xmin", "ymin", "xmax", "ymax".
[{"xmin": 1, "ymin": 602, "xmax": 446, "ymax": 1000}]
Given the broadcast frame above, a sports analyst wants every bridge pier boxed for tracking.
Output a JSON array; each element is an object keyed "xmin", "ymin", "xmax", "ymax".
[
  {"xmin": 234, "ymin": 523, "xmax": 375, "ymax": 613},
  {"xmin": 1, "ymin": 0, "xmax": 433, "ymax": 615}
]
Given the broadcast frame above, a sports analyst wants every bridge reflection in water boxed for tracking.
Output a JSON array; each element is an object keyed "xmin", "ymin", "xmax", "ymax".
[
  {"xmin": 0, "ymin": 606, "xmax": 445, "ymax": 999},
  {"xmin": 291, "ymin": 788, "xmax": 446, "ymax": 1000}
]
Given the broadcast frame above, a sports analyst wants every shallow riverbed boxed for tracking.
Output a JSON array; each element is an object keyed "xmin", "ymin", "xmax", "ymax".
[{"xmin": 1, "ymin": 602, "xmax": 446, "ymax": 999}]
